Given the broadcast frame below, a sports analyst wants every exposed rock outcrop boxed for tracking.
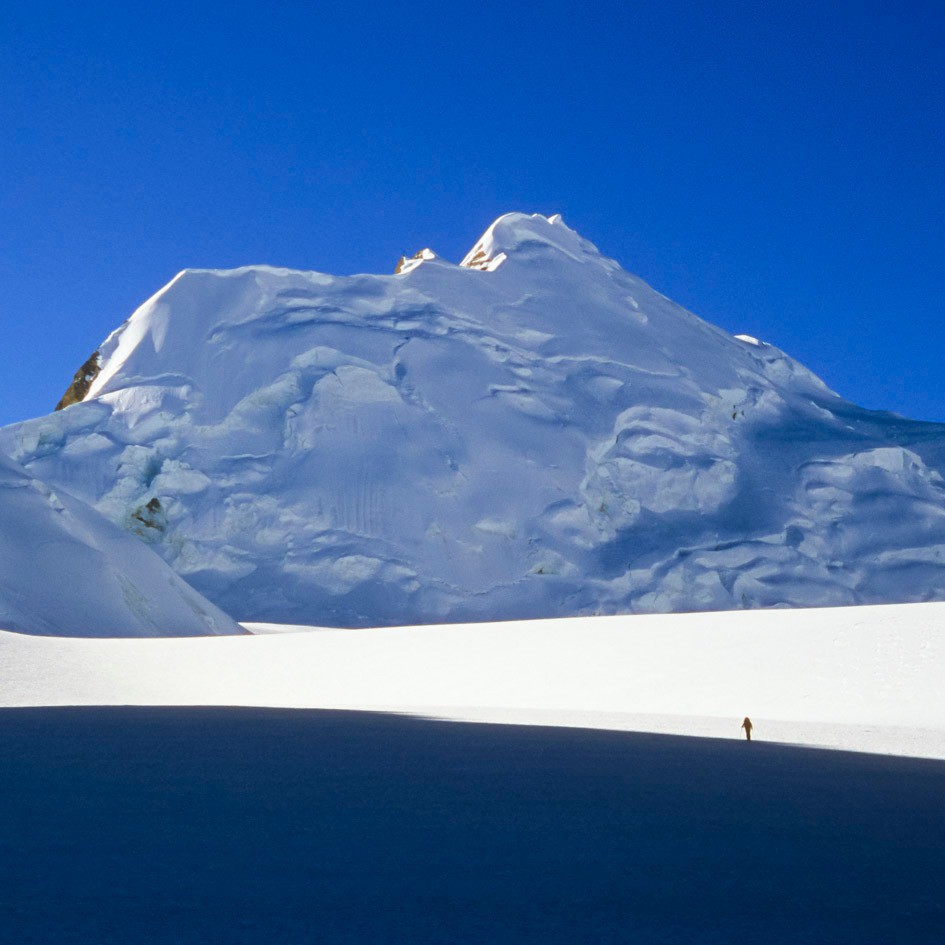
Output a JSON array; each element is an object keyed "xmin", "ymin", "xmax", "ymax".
[{"xmin": 55, "ymin": 351, "xmax": 101, "ymax": 410}]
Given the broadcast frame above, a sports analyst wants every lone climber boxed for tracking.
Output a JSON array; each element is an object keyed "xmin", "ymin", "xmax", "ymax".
[{"xmin": 741, "ymin": 716, "xmax": 753, "ymax": 741}]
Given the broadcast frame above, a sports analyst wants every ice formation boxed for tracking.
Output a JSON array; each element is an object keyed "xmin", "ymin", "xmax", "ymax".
[
  {"xmin": 0, "ymin": 450, "xmax": 241, "ymax": 636},
  {"xmin": 4, "ymin": 212, "xmax": 945, "ymax": 626}
]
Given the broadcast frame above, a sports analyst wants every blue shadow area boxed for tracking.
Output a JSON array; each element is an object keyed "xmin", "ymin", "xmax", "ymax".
[{"xmin": 0, "ymin": 707, "xmax": 942, "ymax": 943}]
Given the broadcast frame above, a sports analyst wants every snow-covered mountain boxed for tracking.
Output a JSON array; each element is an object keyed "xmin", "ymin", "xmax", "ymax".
[
  {"xmin": 0, "ymin": 450, "xmax": 241, "ymax": 636},
  {"xmin": 4, "ymin": 212, "xmax": 945, "ymax": 627}
]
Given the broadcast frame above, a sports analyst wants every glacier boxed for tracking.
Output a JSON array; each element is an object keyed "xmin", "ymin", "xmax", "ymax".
[
  {"xmin": 0, "ymin": 450, "xmax": 240, "ymax": 636},
  {"xmin": 4, "ymin": 212, "xmax": 945, "ymax": 627}
]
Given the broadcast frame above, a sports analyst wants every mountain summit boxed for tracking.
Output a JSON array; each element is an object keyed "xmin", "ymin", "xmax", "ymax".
[{"xmin": 4, "ymin": 213, "xmax": 945, "ymax": 626}]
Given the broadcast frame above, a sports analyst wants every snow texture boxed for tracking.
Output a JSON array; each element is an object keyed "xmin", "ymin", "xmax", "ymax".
[
  {"xmin": 6, "ymin": 212, "xmax": 945, "ymax": 626},
  {"xmin": 3, "ymin": 602, "xmax": 944, "ymax": 760},
  {"xmin": 0, "ymin": 450, "xmax": 240, "ymax": 636}
]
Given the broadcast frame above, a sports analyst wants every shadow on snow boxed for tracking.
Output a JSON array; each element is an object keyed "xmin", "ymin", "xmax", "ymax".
[{"xmin": 0, "ymin": 707, "xmax": 942, "ymax": 944}]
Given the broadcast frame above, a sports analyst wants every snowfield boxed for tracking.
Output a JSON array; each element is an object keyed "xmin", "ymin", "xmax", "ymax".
[
  {"xmin": 2, "ymin": 602, "xmax": 944, "ymax": 942},
  {"xmin": 3, "ymin": 601, "xmax": 944, "ymax": 759},
  {"xmin": 2, "ymin": 704, "xmax": 942, "ymax": 945},
  {"xmin": 3, "ymin": 705, "xmax": 943, "ymax": 945},
  {"xmin": 7, "ymin": 213, "xmax": 945, "ymax": 629}
]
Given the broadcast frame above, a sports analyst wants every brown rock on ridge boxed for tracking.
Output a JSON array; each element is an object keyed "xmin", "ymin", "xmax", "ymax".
[{"xmin": 55, "ymin": 352, "xmax": 101, "ymax": 411}]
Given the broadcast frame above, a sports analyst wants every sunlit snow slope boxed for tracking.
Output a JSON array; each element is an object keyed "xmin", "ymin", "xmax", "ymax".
[
  {"xmin": 2, "ymin": 604, "xmax": 944, "ymax": 758},
  {"xmin": 0, "ymin": 451, "xmax": 240, "ymax": 636},
  {"xmin": 4, "ymin": 213, "xmax": 945, "ymax": 626}
]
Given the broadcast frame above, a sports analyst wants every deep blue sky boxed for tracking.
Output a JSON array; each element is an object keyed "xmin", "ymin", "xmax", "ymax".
[{"xmin": 1, "ymin": 1, "xmax": 943, "ymax": 427}]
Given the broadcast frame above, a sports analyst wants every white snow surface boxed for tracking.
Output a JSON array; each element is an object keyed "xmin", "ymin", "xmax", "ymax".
[
  {"xmin": 5, "ymin": 212, "xmax": 945, "ymax": 627},
  {"xmin": 2, "ymin": 601, "xmax": 943, "ymax": 759},
  {"xmin": 0, "ymin": 450, "xmax": 240, "ymax": 636}
]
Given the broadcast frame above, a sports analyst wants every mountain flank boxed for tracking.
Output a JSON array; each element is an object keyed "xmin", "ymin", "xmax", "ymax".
[{"xmin": 6, "ymin": 213, "xmax": 945, "ymax": 627}]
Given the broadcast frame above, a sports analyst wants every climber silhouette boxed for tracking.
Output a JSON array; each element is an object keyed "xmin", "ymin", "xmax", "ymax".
[{"xmin": 741, "ymin": 717, "xmax": 753, "ymax": 741}]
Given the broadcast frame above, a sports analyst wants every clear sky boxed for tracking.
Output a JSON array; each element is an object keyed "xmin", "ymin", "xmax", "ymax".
[{"xmin": 1, "ymin": 1, "xmax": 943, "ymax": 427}]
